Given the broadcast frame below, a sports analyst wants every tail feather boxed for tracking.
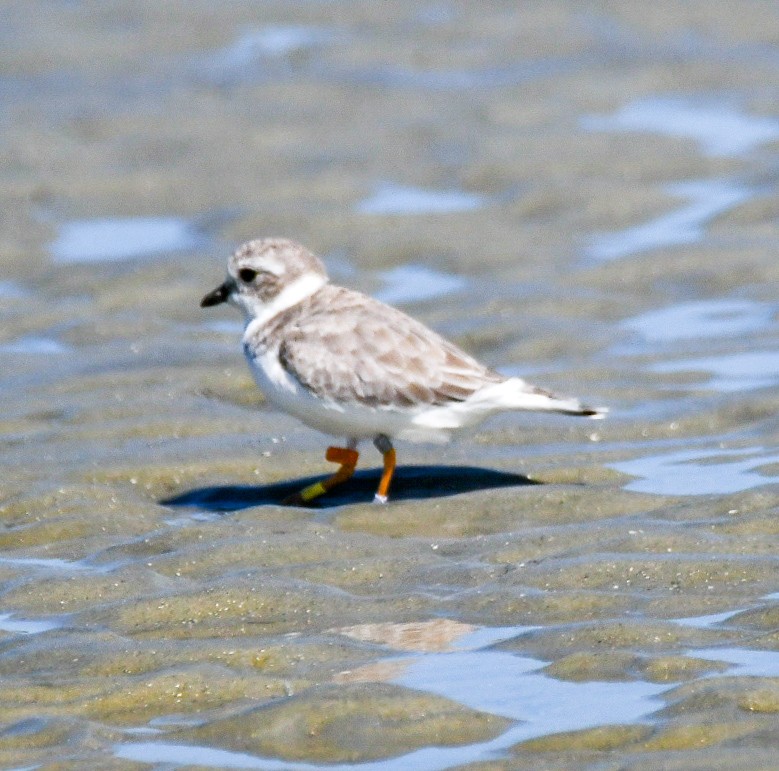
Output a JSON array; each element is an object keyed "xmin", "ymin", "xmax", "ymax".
[{"xmin": 475, "ymin": 378, "xmax": 607, "ymax": 419}]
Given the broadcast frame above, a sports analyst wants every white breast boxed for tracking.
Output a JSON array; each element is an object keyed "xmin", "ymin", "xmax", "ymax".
[{"xmin": 242, "ymin": 344, "xmax": 454, "ymax": 442}]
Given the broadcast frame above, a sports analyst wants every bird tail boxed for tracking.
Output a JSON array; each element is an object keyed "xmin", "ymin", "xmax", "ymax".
[{"xmin": 474, "ymin": 377, "xmax": 607, "ymax": 419}]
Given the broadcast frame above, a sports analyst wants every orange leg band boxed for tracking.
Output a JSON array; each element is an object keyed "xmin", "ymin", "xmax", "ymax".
[
  {"xmin": 325, "ymin": 446, "xmax": 359, "ymax": 466},
  {"xmin": 284, "ymin": 446, "xmax": 359, "ymax": 505}
]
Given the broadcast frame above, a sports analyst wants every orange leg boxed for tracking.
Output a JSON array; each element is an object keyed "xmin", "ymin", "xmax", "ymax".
[
  {"xmin": 282, "ymin": 445, "xmax": 359, "ymax": 505},
  {"xmin": 373, "ymin": 435, "xmax": 396, "ymax": 504}
]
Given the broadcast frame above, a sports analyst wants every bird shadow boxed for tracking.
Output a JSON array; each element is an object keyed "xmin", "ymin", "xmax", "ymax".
[{"xmin": 161, "ymin": 465, "xmax": 539, "ymax": 512}]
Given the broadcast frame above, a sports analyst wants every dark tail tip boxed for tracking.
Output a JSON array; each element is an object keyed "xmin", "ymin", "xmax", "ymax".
[{"xmin": 582, "ymin": 406, "xmax": 608, "ymax": 419}]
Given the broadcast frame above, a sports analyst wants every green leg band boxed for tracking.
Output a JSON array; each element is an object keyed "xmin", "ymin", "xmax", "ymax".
[{"xmin": 299, "ymin": 481, "xmax": 328, "ymax": 502}]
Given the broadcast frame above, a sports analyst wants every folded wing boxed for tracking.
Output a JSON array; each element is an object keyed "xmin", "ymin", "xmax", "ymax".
[{"xmin": 277, "ymin": 287, "xmax": 504, "ymax": 410}]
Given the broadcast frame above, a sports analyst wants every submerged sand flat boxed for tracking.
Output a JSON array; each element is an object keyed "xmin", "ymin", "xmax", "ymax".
[{"xmin": 2, "ymin": 1, "xmax": 779, "ymax": 768}]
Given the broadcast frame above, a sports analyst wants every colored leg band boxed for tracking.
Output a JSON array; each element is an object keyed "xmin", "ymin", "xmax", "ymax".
[
  {"xmin": 325, "ymin": 447, "xmax": 359, "ymax": 466},
  {"xmin": 299, "ymin": 481, "xmax": 328, "ymax": 502},
  {"xmin": 294, "ymin": 446, "xmax": 359, "ymax": 503}
]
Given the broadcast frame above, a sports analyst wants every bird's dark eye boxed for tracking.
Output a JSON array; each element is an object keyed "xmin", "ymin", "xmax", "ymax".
[{"xmin": 239, "ymin": 268, "xmax": 258, "ymax": 283}]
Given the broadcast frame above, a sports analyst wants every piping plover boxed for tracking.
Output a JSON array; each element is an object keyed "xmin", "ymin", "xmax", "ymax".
[{"xmin": 201, "ymin": 238, "xmax": 605, "ymax": 505}]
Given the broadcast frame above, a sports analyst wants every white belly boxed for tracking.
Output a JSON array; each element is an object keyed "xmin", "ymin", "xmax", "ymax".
[
  {"xmin": 246, "ymin": 346, "xmax": 405, "ymax": 439},
  {"xmin": 244, "ymin": 346, "xmax": 454, "ymax": 442}
]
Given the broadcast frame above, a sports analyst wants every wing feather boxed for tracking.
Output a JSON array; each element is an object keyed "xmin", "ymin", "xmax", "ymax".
[{"xmin": 277, "ymin": 286, "xmax": 503, "ymax": 409}]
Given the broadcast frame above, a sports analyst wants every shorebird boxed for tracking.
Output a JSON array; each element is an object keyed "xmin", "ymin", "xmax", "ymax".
[{"xmin": 201, "ymin": 238, "xmax": 605, "ymax": 504}]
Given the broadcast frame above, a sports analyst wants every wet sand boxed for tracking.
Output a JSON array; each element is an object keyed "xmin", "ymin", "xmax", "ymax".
[{"xmin": 2, "ymin": 1, "xmax": 779, "ymax": 768}]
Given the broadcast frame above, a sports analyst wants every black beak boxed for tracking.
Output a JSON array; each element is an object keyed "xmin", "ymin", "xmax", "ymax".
[{"xmin": 200, "ymin": 281, "xmax": 231, "ymax": 307}]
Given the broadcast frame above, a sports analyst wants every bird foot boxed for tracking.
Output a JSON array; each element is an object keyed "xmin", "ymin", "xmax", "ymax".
[{"xmin": 281, "ymin": 492, "xmax": 307, "ymax": 506}]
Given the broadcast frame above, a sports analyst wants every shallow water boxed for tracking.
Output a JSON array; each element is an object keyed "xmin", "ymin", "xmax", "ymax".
[
  {"xmin": 112, "ymin": 628, "xmax": 779, "ymax": 770},
  {"xmin": 622, "ymin": 298, "xmax": 775, "ymax": 344},
  {"xmin": 50, "ymin": 216, "xmax": 203, "ymax": 263},
  {"xmin": 0, "ymin": 336, "xmax": 70, "ymax": 355},
  {"xmin": 653, "ymin": 350, "xmax": 779, "ymax": 392},
  {"xmin": 585, "ymin": 180, "xmax": 753, "ymax": 261},
  {"xmin": 113, "ymin": 619, "xmax": 669, "ymax": 769},
  {"xmin": 374, "ymin": 264, "xmax": 467, "ymax": 305},
  {"xmin": 581, "ymin": 96, "xmax": 779, "ymax": 157},
  {"xmin": 0, "ymin": 613, "xmax": 63, "ymax": 635},
  {"xmin": 2, "ymin": 1, "xmax": 779, "ymax": 769},
  {"xmin": 609, "ymin": 446, "xmax": 779, "ymax": 496},
  {"xmin": 357, "ymin": 183, "xmax": 486, "ymax": 216},
  {"xmin": 213, "ymin": 25, "xmax": 334, "ymax": 65}
]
